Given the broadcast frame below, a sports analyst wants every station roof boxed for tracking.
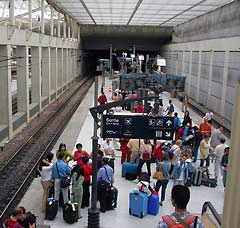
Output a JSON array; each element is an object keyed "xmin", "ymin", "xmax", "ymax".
[{"xmin": 52, "ymin": 0, "xmax": 233, "ymax": 26}]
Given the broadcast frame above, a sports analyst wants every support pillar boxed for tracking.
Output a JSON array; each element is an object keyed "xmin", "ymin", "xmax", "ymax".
[
  {"xmin": 65, "ymin": 48, "xmax": 69, "ymax": 89},
  {"xmin": 196, "ymin": 51, "xmax": 202, "ymax": 103},
  {"xmin": 16, "ymin": 46, "xmax": 29, "ymax": 121},
  {"xmin": 176, "ymin": 51, "xmax": 179, "ymax": 75},
  {"xmin": 9, "ymin": 0, "xmax": 15, "ymax": 26},
  {"xmin": 40, "ymin": 0, "xmax": 44, "ymax": 33},
  {"xmin": 221, "ymin": 51, "xmax": 229, "ymax": 116},
  {"xmin": 42, "ymin": 47, "xmax": 51, "ymax": 104},
  {"xmin": 68, "ymin": 49, "xmax": 72, "ymax": 85},
  {"xmin": 63, "ymin": 21, "xmax": 66, "ymax": 38},
  {"xmin": 187, "ymin": 51, "xmax": 193, "ymax": 95},
  {"xmin": 182, "ymin": 51, "xmax": 185, "ymax": 76},
  {"xmin": 50, "ymin": 48, "xmax": 57, "ymax": 100},
  {"xmin": 28, "ymin": 0, "xmax": 32, "ymax": 30},
  {"xmin": 50, "ymin": 7, "xmax": 53, "ymax": 36},
  {"xmin": 58, "ymin": 48, "xmax": 63, "ymax": 94},
  {"xmin": 207, "ymin": 51, "xmax": 214, "ymax": 108},
  {"xmin": 57, "ymin": 12, "xmax": 61, "ymax": 37},
  {"xmin": 110, "ymin": 44, "xmax": 112, "ymax": 78},
  {"xmin": 0, "ymin": 45, "xmax": 13, "ymax": 139},
  {"xmin": 31, "ymin": 47, "xmax": 41, "ymax": 112},
  {"xmin": 222, "ymin": 84, "xmax": 240, "ymax": 227}
]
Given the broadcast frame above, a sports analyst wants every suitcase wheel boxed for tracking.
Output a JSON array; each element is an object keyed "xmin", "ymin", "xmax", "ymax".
[
  {"xmin": 129, "ymin": 208, "xmax": 132, "ymax": 215},
  {"xmin": 140, "ymin": 212, "xmax": 143, "ymax": 218}
]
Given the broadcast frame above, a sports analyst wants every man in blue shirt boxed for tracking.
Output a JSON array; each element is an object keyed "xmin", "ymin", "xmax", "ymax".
[
  {"xmin": 97, "ymin": 157, "xmax": 117, "ymax": 212},
  {"xmin": 52, "ymin": 152, "xmax": 71, "ymax": 204},
  {"xmin": 157, "ymin": 185, "xmax": 204, "ymax": 228}
]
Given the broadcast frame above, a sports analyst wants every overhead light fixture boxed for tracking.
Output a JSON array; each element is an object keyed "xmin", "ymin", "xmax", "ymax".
[
  {"xmin": 157, "ymin": 58, "xmax": 166, "ymax": 66},
  {"xmin": 138, "ymin": 55, "xmax": 144, "ymax": 61},
  {"xmin": 130, "ymin": 54, "xmax": 135, "ymax": 58}
]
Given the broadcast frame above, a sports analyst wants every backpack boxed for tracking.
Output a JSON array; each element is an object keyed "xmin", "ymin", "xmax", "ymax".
[
  {"xmin": 170, "ymin": 104, "xmax": 174, "ymax": 113},
  {"xmin": 162, "ymin": 214, "xmax": 197, "ymax": 228}
]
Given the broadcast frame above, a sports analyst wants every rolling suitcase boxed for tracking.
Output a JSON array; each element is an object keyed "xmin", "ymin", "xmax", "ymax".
[
  {"xmin": 45, "ymin": 198, "xmax": 58, "ymax": 220},
  {"xmin": 63, "ymin": 202, "xmax": 78, "ymax": 224},
  {"xmin": 147, "ymin": 194, "xmax": 159, "ymax": 216},
  {"xmin": 192, "ymin": 167, "xmax": 202, "ymax": 186},
  {"xmin": 129, "ymin": 191, "xmax": 148, "ymax": 218},
  {"xmin": 122, "ymin": 163, "xmax": 138, "ymax": 177}
]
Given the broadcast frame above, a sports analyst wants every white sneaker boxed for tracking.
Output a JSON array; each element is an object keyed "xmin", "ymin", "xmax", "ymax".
[{"xmin": 132, "ymin": 179, "xmax": 139, "ymax": 183}]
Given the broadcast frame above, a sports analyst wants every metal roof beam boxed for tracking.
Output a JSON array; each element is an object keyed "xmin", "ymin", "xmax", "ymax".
[
  {"xmin": 79, "ymin": 0, "xmax": 96, "ymax": 24},
  {"xmin": 159, "ymin": 0, "xmax": 208, "ymax": 26},
  {"xmin": 127, "ymin": 0, "xmax": 143, "ymax": 25}
]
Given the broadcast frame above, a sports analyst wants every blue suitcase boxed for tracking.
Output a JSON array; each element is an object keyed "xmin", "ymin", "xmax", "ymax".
[
  {"xmin": 147, "ymin": 194, "xmax": 159, "ymax": 216},
  {"xmin": 122, "ymin": 163, "xmax": 138, "ymax": 177},
  {"xmin": 129, "ymin": 191, "xmax": 148, "ymax": 218}
]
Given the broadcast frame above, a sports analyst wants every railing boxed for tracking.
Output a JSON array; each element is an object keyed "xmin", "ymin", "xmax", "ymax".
[{"xmin": 202, "ymin": 201, "xmax": 222, "ymax": 226}]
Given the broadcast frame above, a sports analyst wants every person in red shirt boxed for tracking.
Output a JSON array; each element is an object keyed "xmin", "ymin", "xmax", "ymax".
[
  {"xmin": 81, "ymin": 156, "xmax": 92, "ymax": 208},
  {"xmin": 154, "ymin": 140, "xmax": 163, "ymax": 168},
  {"xmin": 119, "ymin": 138, "xmax": 131, "ymax": 164},
  {"xmin": 97, "ymin": 92, "xmax": 107, "ymax": 105},
  {"xmin": 199, "ymin": 117, "xmax": 212, "ymax": 136},
  {"xmin": 4, "ymin": 208, "xmax": 24, "ymax": 228},
  {"xmin": 74, "ymin": 143, "xmax": 90, "ymax": 166},
  {"xmin": 176, "ymin": 126, "xmax": 184, "ymax": 141},
  {"xmin": 136, "ymin": 102, "xmax": 144, "ymax": 113}
]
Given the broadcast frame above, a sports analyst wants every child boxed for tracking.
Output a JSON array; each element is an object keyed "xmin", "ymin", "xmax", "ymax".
[
  {"xmin": 71, "ymin": 165, "xmax": 84, "ymax": 219},
  {"xmin": 221, "ymin": 147, "xmax": 229, "ymax": 188},
  {"xmin": 172, "ymin": 154, "xmax": 189, "ymax": 186}
]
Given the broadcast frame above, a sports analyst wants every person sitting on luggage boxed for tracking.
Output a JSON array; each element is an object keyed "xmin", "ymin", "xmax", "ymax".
[
  {"xmin": 71, "ymin": 165, "xmax": 84, "ymax": 219},
  {"xmin": 81, "ymin": 156, "xmax": 92, "ymax": 208},
  {"xmin": 52, "ymin": 152, "xmax": 71, "ymax": 205},
  {"xmin": 4, "ymin": 208, "xmax": 24, "ymax": 228},
  {"xmin": 155, "ymin": 153, "xmax": 171, "ymax": 207},
  {"xmin": 172, "ymin": 154, "xmax": 189, "ymax": 186},
  {"xmin": 157, "ymin": 185, "xmax": 203, "ymax": 228},
  {"xmin": 74, "ymin": 143, "xmax": 90, "ymax": 166},
  {"xmin": 97, "ymin": 157, "xmax": 118, "ymax": 213},
  {"xmin": 18, "ymin": 207, "xmax": 36, "ymax": 228},
  {"xmin": 39, "ymin": 152, "xmax": 53, "ymax": 212},
  {"xmin": 56, "ymin": 143, "xmax": 74, "ymax": 163}
]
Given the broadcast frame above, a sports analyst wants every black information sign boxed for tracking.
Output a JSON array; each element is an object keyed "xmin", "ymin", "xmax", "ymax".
[{"xmin": 101, "ymin": 115, "xmax": 174, "ymax": 140}]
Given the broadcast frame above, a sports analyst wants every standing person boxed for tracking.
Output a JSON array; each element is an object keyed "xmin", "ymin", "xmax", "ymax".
[
  {"xmin": 199, "ymin": 117, "xmax": 212, "ymax": 136},
  {"xmin": 97, "ymin": 158, "xmax": 118, "ymax": 213},
  {"xmin": 159, "ymin": 91, "xmax": 163, "ymax": 106},
  {"xmin": 212, "ymin": 138, "xmax": 227, "ymax": 181},
  {"xmin": 153, "ymin": 140, "xmax": 163, "ymax": 169},
  {"xmin": 172, "ymin": 154, "xmax": 189, "ymax": 186},
  {"xmin": 127, "ymin": 138, "xmax": 144, "ymax": 163},
  {"xmin": 97, "ymin": 91, "xmax": 107, "ymax": 105},
  {"xmin": 221, "ymin": 147, "xmax": 229, "ymax": 188},
  {"xmin": 155, "ymin": 153, "xmax": 171, "ymax": 206},
  {"xmin": 56, "ymin": 143, "xmax": 73, "ymax": 163},
  {"xmin": 71, "ymin": 165, "xmax": 84, "ymax": 219},
  {"xmin": 74, "ymin": 143, "xmax": 90, "ymax": 166},
  {"xmin": 173, "ymin": 112, "xmax": 181, "ymax": 140},
  {"xmin": 102, "ymin": 138, "xmax": 115, "ymax": 158},
  {"xmin": 165, "ymin": 100, "xmax": 174, "ymax": 117},
  {"xmin": 135, "ymin": 102, "xmax": 144, "ymax": 113},
  {"xmin": 51, "ymin": 152, "xmax": 71, "ymax": 204},
  {"xmin": 199, "ymin": 134, "xmax": 211, "ymax": 168},
  {"xmin": 169, "ymin": 140, "xmax": 182, "ymax": 175},
  {"xmin": 158, "ymin": 103, "xmax": 164, "ymax": 116},
  {"xmin": 113, "ymin": 92, "xmax": 119, "ymax": 102},
  {"xmin": 157, "ymin": 185, "xmax": 203, "ymax": 228},
  {"xmin": 210, "ymin": 127, "xmax": 224, "ymax": 149},
  {"xmin": 39, "ymin": 152, "xmax": 53, "ymax": 212},
  {"xmin": 119, "ymin": 138, "xmax": 131, "ymax": 164},
  {"xmin": 205, "ymin": 110, "xmax": 213, "ymax": 125},
  {"xmin": 136, "ymin": 139, "xmax": 152, "ymax": 179},
  {"xmin": 192, "ymin": 126, "xmax": 203, "ymax": 163},
  {"xmin": 182, "ymin": 111, "xmax": 192, "ymax": 127},
  {"xmin": 4, "ymin": 208, "xmax": 24, "ymax": 228},
  {"xmin": 182, "ymin": 92, "xmax": 189, "ymax": 113},
  {"xmin": 81, "ymin": 156, "xmax": 92, "ymax": 208}
]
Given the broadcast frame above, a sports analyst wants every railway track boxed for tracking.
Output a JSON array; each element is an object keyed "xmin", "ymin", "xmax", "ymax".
[{"xmin": 0, "ymin": 77, "xmax": 94, "ymax": 225}]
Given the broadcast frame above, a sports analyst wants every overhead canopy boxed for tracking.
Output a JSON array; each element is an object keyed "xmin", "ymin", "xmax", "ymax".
[{"xmin": 51, "ymin": 0, "xmax": 233, "ymax": 26}]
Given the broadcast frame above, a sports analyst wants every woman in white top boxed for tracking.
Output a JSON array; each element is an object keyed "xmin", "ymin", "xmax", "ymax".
[{"xmin": 40, "ymin": 152, "xmax": 54, "ymax": 212}]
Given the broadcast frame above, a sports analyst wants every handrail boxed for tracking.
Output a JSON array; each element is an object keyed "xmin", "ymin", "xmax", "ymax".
[{"xmin": 202, "ymin": 201, "xmax": 222, "ymax": 226}]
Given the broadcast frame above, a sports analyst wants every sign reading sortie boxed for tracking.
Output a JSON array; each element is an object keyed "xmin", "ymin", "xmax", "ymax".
[{"xmin": 101, "ymin": 115, "xmax": 174, "ymax": 140}]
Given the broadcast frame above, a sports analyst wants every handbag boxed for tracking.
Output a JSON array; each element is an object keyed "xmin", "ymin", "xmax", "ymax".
[
  {"xmin": 153, "ymin": 163, "xmax": 164, "ymax": 181},
  {"xmin": 56, "ymin": 163, "xmax": 71, "ymax": 188},
  {"xmin": 97, "ymin": 167, "xmax": 112, "ymax": 192}
]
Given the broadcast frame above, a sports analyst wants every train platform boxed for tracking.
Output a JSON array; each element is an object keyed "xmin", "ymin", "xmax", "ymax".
[{"xmin": 18, "ymin": 76, "xmax": 227, "ymax": 227}]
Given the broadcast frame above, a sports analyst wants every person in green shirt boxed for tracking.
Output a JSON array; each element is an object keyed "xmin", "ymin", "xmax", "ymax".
[
  {"xmin": 56, "ymin": 143, "xmax": 73, "ymax": 163},
  {"xmin": 71, "ymin": 165, "xmax": 84, "ymax": 219}
]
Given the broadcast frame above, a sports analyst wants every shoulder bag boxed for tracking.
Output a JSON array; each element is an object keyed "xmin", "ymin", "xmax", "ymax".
[
  {"xmin": 153, "ymin": 163, "xmax": 164, "ymax": 181},
  {"xmin": 97, "ymin": 167, "xmax": 112, "ymax": 192},
  {"xmin": 56, "ymin": 162, "xmax": 71, "ymax": 188}
]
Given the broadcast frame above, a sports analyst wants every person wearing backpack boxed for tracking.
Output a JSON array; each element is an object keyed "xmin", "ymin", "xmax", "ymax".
[
  {"xmin": 157, "ymin": 185, "xmax": 203, "ymax": 228},
  {"xmin": 166, "ymin": 100, "xmax": 174, "ymax": 117},
  {"xmin": 174, "ymin": 112, "xmax": 181, "ymax": 140}
]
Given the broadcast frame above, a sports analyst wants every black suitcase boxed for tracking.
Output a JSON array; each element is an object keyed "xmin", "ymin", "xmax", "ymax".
[
  {"xmin": 192, "ymin": 167, "xmax": 202, "ymax": 186},
  {"xmin": 45, "ymin": 198, "xmax": 58, "ymax": 220},
  {"xmin": 63, "ymin": 202, "xmax": 78, "ymax": 224},
  {"xmin": 202, "ymin": 178, "xmax": 217, "ymax": 188},
  {"xmin": 125, "ymin": 173, "xmax": 137, "ymax": 181}
]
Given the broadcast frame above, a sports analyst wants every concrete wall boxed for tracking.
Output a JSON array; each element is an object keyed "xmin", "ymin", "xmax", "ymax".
[{"xmin": 172, "ymin": 1, "xmax": 240, "ymax": 43}]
